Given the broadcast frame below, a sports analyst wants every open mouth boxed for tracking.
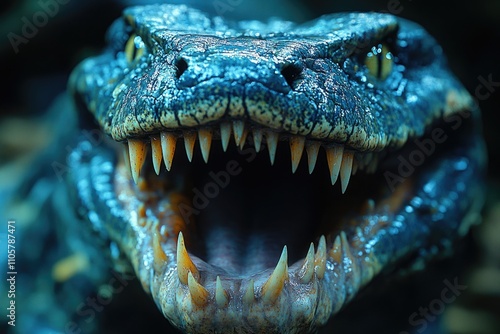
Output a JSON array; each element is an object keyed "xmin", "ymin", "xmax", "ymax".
[
  {"xmin": 108, "ymin": 119, "xmax": 399, "ymax": 328},
  {"xmin": 68, "ymin": 112, "xmax": 476, "ymax": 332},
  {"xmin": 118, "ymin": 120, "xmax": 386, "ymax": 279}
]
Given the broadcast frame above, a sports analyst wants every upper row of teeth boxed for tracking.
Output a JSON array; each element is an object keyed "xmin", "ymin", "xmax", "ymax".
[{"xmin": 124, "ymin": 120, "xmax": 380, "ymax": 193}]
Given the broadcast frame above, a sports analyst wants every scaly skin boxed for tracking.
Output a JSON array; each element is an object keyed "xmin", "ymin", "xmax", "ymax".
[{"xmin": 67, "ymin": 4, "xmax": 485, "ymax": 333}]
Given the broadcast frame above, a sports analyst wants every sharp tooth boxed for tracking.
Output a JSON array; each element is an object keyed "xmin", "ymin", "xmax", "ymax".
[
  {"xmin": 299, "ymin": 242, "xmax": 315, "ymax": 283},
  {"xmin": 262, "ymin": 246, "xmax": 288, "ymax": 304},
  {"xmin": 160, "ymin": 132, "xmax": 177, "ymax": 171},
  {"xmin": 128, "ymin": 139, "xmax": 147, "ymax": 184},
  {"xmin": 198, "ymin": 128, "xmax": 213, "ymax": 163},
  {"xmin": 289, "ymin": 135, "xmax": 305, "ymax": 173},
  {"xmin": 314, "ymin": 235, "xmax": 327, "ymax": 279},
  {"xmin": 220, "ymin": 122, "xmax": 231, "ymax": 152},
  {"xmin": 176, "ymin": 232, "xmax": 199, "ymax": 285},
  {"xmin": 340, "ymin": 152, "xmax": 354, "ymax": 194},
  {"xmin": 340, "ymin": 231, "xmax": 361, "ymax": 290},
  {"xmin": 329, "ymin": 234, "xmax": 349, "ymax": 314},
  {"xmin": 183, "ymin": 131, "xmax": 196, "ymax": 162},
  {"xmin": 329, "ymin": 235, "xmax": 342, "ymax": 263},
  {"xmin": 233, "ymin": 120, "xmax": 245, "ymax": 147},
  {"xmin": 122, "ymin": 144, "xmax": 131, "ymax": 176},
  {"xmin": 253, "ymin": 129, "xmax": 263, "ymax": 152},
  {"xmin": 239, "ymin": 129, "xmax": 249, "ymax": 149},
  {"xmin": 306, "ymin": 141, "xmax": 320, "ymax": 174},
  {"xmin": 215, "ymin": 276, "xmax": 229, "ymax": 308},
  {"xmin": 265, "ymin": 131, "xmax": 279, "ymax": 165},
  {"xmin": 326, "ymin": 145, "xmax": 344, "ymax": 186},
  {"xmin": 188, "ymin": 271, "xmax": 209, "ymax": 307},
  {"xmin": 243, "ymin": 279, "xmax": 255, "ymax": 306},
  {"xmin": 150, "ymin": 136, "xmax": 162, "ymax": 175},
  {"xmin": 340, "ymin": 231, "xmax": 348, "ymax": 245},
  {"xmin": 152, "ymin": 230, "xmax": 167, "ymax": 273}
]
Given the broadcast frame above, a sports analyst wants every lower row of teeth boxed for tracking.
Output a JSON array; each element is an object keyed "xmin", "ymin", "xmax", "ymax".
[
  {"xmin": 123, "ymin": 120, "xmax": 379, "ymax": 193},
  {"xmin": 157, "ymin": 230, "xmax": 360, "ymax": 308}
]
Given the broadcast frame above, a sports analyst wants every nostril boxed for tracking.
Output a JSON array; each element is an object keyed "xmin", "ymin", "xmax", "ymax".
[
  {"xmin": 175, "ymin": 58, "xmax": 188, "ymax": 79},
  {"xmin": 281, "ymin": 63, "xmax": 303, "ymax": 88}
]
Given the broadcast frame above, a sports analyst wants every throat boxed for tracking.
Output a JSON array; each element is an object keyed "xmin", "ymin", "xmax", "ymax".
[{"xmin": 186, "ymin": 146, "xmax": 323, "ymax": 275}]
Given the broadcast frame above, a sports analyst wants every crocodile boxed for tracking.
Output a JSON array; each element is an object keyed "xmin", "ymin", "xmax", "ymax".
[{"xmin": 56, "ymin": 3, "xmax": 486, "ymax": 333}]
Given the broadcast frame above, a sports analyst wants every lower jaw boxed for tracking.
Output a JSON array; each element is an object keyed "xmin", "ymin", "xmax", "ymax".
[{"xmin": 67, "ymin": 128, "xmax": 485, "ymax": 333}]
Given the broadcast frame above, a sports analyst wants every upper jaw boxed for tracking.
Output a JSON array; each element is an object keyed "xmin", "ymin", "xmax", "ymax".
[
  {"xmin": 123, "ymin": 119, "xmax": 383, "ymax": 192},
  {"xmin": 76, "ymin": 55, "xmax": 415, "ymax": 151},
  {"xmin": 70, "ymin": 6, "xmax": 475, "ymax": 154}
]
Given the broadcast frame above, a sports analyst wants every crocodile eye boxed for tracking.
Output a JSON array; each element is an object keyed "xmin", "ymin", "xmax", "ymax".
[
  {"xmin": 125, "ymin": 34, "xmax": 145, "ymax": 63},
  {"xmin": 364, "ymin": 43, "xmax": 393, "ymax": 80}
]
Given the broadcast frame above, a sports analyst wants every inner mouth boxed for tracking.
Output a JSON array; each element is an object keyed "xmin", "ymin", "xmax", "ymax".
[{"xmin": 114, "ymin": 119, "xmax": 410, "ymax": 280}]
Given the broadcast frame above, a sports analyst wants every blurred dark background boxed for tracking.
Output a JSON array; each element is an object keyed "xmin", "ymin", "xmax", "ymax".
[{"xmin": 0, "ymin": 1, "xmax": 498, "ymax": 333}]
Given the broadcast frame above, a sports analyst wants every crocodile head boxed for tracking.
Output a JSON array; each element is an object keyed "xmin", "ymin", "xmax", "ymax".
[{"xmin": 68, "ymin": 4, "xmax": 485, "ymax": 333}]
